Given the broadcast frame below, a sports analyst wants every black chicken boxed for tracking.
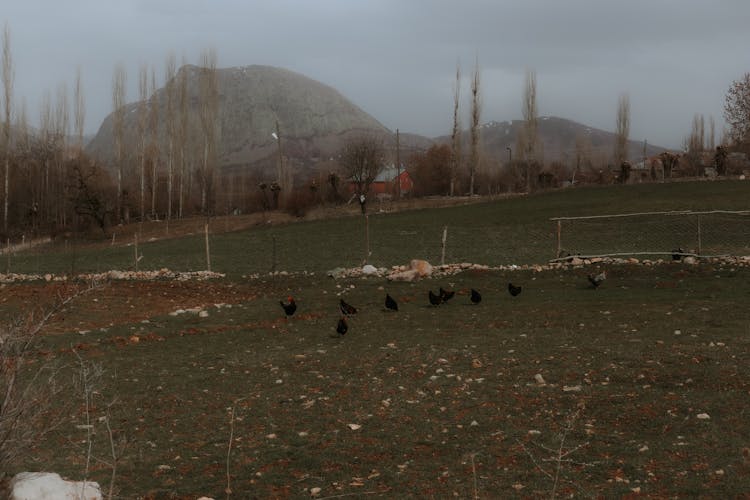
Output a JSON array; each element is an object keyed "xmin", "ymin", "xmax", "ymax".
[
  {"xmin": 280, "ymin": 296, "xmax": 297, "ymax": 317},
  {"xmin": 428, "ymin": 289, "xmax": 443, "ymax": 306},
  {"xmin": 340, "ymin": 298, "xmax": 357, "ymax": 315},
  {"xmin": 508, "ymin": 282, "xmax": 522, "ymax": 297},
  {"xmin": 336, "ymin": 316, "xmax": 348, "ymax": 336},
  {"xmin": 587, "ymin": 271, "xmax": 606, "ymax": 289},
  {"xmin": 439, "ymin": 287, "xmax": 455, "ymax": 302},
  {"xmin": 385, "ymin": 293, "xmax": 398, "ymax": 311},
  {"xmin": 470, "ymin": 288, "xmax": 482, "ymax": 304}
]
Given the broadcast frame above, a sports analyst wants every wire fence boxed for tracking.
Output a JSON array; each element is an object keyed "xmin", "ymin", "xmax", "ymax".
[{"xmin": 551, "ymin": 210, "xmax": 750, "ymax": 261}]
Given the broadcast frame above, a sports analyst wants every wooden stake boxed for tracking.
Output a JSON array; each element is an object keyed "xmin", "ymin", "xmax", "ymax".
[
  {"xmin": 205, "ymin": 221, "xmax": 211, "ymax": 272},
  {"xmin": 556, "ymin": 220, "xmax": 562, "ymax": 258},
  {"xmin": 271, "ymin": 235, "xmax": 277, "ymax": 274},
  {"xmin": 441, "ymin": 226, "xmax": 448, "ymax": 266},
  {"xmin": 5, "ymin": 238, "xmax": 9, "ymax": 274},
  {"xmin": 364, "ymin": 214, "xmax": 370, "ymax": 265},
  {"xmin": 134, "ymin": 233, "xmax": 139, "ymax": 272},
  {"xmin": 696, "ymin": 214, "xmax": 702, "ymax": 256}
]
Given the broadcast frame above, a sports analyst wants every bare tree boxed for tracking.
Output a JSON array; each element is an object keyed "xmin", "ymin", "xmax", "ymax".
[
  {"xmin": 177, "ymin": 58, "xmax": 189, "ymax": 218},
  {"xmin": 450, "ymin": 63, "xmax": 461, "ymax": 196},
  {"xmin": 54, "ymin": 83, "xmax": 69, "ymax": 227},
  {"xmin": 198, "ymin": 49, "xmax": 219, "ymax": 215},
  {"xmin": 708, "ymin": 115, "xmax": 716, "ymax": 151},
  {"xmin": 112, "ymin": 63, "xmax": 126, "ymax": 223},
  {"xmin": 148, "ymin": 66, "xmax": 159, "ymax": 218},
  {"xmin": 724, "ymin": 73, "xmax": 750, "ymax": 150},
  {"xmin": 468, "ymin": 58, "xmax": 481, "ymax": 196},
  {"xmin": 74, "ymin": 66, "xmax": 85, "ymax": 155},
  {"xmin": 2, "ymin": 22, "xmax": 14, "ymax": 233},
  {"xmin": 137, "ymin": 64, "xmax": 148, "ymax": 225},
  {"xmin": 164, "ymin": 53, "xmax": 177, "ymax": 225},
  {"xmin": 340, "ymin": 135, "xmax": 385, "ymax": 196},
  {"xmin": 39, "ymin": 92, "xmax": 53, "ymax": 221},
  {"xmin": 522, "ymin": 69, "xmax": 538, "ymax": 191},
  {"xmin": 70, "ymin": 159, "xmax": 113, "ymax": 236},
  {"xmin": 614, "ymin": 93, "xmax": 630, "ymax": 166},
  {"xmin": 688, "ymin": 113, "xmax": 705, "ymax": 153}
]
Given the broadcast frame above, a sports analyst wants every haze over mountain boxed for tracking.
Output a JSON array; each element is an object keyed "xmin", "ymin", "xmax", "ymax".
[
  {"xmin": 85, "ymin": 65, "xmax": 669, "ymax": 175},
  {"xmin": 86, "ymin": 65, "xmax": 391, "ymax": 172}
]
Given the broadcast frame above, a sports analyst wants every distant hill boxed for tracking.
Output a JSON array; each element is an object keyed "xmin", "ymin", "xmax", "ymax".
[
  {"xmin": 86, "ymin": 65, "xmax": 392, "ymax": 173},
  {"xmin": 85, "ymin": 65, "xmax": 669, "ymax": 177},
  {"xmin": 436, "ymin": 116, "xmax": 668, "ymax": 166}
]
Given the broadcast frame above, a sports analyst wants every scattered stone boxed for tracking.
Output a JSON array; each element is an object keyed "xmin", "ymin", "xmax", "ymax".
[
  {"xmin": 9, "ymin": 472, "xmax": 102, "ymax": 500},
  {"xmin": 697, "ymin": 413, "xmax": 710, "ymax": 420},
  {"xmin": 534, "ymin": 373, "xmax": 546, "ymax": 386}
]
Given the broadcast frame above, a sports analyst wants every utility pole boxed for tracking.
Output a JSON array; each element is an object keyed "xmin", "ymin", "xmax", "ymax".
[{"xmin": 274, "ymin": 120, "xmax": 282, "ymax": 185}]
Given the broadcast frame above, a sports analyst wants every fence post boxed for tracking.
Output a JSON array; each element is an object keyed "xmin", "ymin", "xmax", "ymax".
[
  {"xmin": 363, "ymin": 214, "xmax": 370, "ymax": 265},
  {"xmin": 134, "ymin": 233, "xmax": 139, "ymax": 272},
  {"xmin": 441, "ymin": 226, "xmax": 448, "ymax": 266},
  {"xmin": 556, "ymin": 220, "xmax": 562, "ymax": 258},
  {"xmin": 205, "ymin": 221, "xmax": 211, "ymax": 272},
  {"xmin": 696, "ymin": 214, "xmax": 702, "ymax": 256},
  {"xmin": 5, "ymin": 238, "xmax": 9, "ymax": 274}
]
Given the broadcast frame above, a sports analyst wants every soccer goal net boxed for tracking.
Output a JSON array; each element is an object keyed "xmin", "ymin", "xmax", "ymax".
[{"xmin": 551, "ymin": 210, "xmax": 750, "ymax": 260}]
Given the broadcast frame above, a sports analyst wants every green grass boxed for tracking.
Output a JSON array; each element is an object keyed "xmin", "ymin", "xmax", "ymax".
[
  {"xmin": 7, "ymin": 179, "xmax": 750, "ymax": 279},
  {"xmin": 8, "ymin": 262, "xmax": 750, "ymax": 497},
  {"xmin": 5, "ymin": 181, "xmax": 750, "ymax": 497}
]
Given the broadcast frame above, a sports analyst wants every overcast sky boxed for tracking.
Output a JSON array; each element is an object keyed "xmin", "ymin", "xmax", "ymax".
[{"xmin": 4, "ymin": 0, "xmax": 750, "ymax": 149}]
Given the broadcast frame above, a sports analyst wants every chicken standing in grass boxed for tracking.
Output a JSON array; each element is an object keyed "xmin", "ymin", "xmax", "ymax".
[
  {"xmin": 339, "ymin": 298, "xmax": 357, "ymax": 315},
  {"xmin": 385, "ymin": 293, "xmax": 398, "ymax": 311},
  {"xmin": 508, "ymin": 283, "xmax": 522, "ymax": 297},
  {"xmin": 439, "ymin": 287, "xmax": 455, "ymax": 302},
  {"xmin": 470, "ymin": 288, "xmax": 482, "ymax": 304},
  {"xmin": 587, "ymin": 271, "xmax": 606, "ymax": 289},
  {"xmin": 280, "ymin": 296, "xmax": 297, "ymax": 317},
  {"xmin": 428, "ymin": 289, "xmax": 443, "ymax": 306},
  {"xmin": 336, "ymin": 316, "xmax": 348, "ymax": 336}
]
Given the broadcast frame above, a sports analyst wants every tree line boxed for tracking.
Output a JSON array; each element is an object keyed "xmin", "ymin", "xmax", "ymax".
[{"xmin": 2, "ymin": 22, "xmax": 750, "ymax": 241}]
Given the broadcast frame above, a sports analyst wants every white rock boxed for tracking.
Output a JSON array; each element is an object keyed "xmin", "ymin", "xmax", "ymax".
[
  {"xmin": 361, "ymin": 264, "xmax": 378, "ymax": 275},
  {"xmin": 534, "ymin": 373, "xmax": 546, "ymax": 385},
  {"xmin": 10, "ymin": 472, "xmax": 102, "ymax": 500},
  {"xmin": 697, "ymin": 413, "xmax": 710, "ymax": 420},
  {"xmin": 563, "ymin": 385, "xmax": 582, "ymax": 392}
]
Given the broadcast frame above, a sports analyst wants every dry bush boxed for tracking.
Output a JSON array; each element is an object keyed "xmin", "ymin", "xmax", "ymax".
[{"xmin": 0, "ymin": 286, "xmax": 93, "ymax": 479}]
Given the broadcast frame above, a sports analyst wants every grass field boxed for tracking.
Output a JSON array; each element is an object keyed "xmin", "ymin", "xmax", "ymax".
[
  {"xmin": 6, "ymin": 179, "xmax": 750, "ymax": 278},
  {"xmin": 3, "ymin": 180, "xmax": 750, "ymax": 498}
]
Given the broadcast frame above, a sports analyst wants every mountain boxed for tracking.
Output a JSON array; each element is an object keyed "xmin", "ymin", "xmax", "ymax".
[
  {"xmin": 442, "ymin": 116, "xmax": 668, "ymax": 166},
  {"xmin": 86, "ymin": 64, "xmax": 391, "ymax": 172},
  {"xmin": 86, "ymin": 65, "xmax": 669, "ymax": 177}
]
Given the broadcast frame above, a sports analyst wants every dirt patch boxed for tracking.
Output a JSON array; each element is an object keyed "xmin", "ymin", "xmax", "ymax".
[{"xmin": 1, "ymin": 280, "xmax": 260, "ymax": 334}]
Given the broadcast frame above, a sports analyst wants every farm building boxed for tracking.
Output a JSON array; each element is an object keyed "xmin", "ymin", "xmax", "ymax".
[{"xmin": 347, "ymin": 164, "xmax": 414, "ymax": 197}]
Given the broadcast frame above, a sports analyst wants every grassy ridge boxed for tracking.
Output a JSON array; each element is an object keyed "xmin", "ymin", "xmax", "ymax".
[{"xmin": 8, "ymin": 180, "xmax": 750, "ymax": 278}]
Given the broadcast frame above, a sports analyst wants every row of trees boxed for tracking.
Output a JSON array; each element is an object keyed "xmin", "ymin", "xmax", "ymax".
[
  {"xmin": 3, "ymin": 17, "xmax": 750, "ymax": 238},
  {"xmin": 0, "ymin": 21, "xmax": 229, "ymax": 240}
]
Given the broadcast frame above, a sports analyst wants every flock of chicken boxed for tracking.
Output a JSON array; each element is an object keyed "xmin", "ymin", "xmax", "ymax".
[{"xmin": 279, "ymin": 271, "xmax": 607, "ymax": 336}]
